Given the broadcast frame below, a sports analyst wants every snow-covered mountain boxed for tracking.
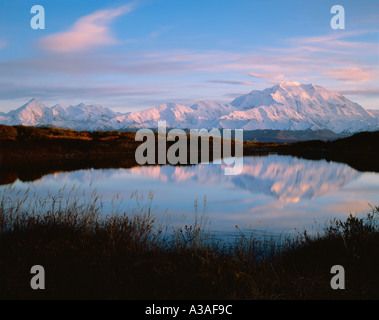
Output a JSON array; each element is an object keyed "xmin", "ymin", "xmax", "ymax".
[
  {"xmin": 0, "ymin": 82, "xmax": 378, "ymax": 133},
  {"xmin": 111, "ymin": 100, "xmax": 237, "ymax": 130},
  {"xmin": 223, "ymin": 82, "xmax": 378, "ymax": 133},
  {"xmin": 369, "ymin": 109, "xmax": 379, "ymax": 118},
  {"xmin": 0, "ymin": 98, "xmax": 120, "ymax": 131}
]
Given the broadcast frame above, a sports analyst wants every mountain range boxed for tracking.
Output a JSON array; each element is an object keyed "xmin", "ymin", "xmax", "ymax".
[{"xmin": 0, "ymin": 82, "xmax": 378, "ymax": 134}]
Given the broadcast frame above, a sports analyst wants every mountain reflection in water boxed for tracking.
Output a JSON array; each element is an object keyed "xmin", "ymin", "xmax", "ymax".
[
  {"xmin": 3, "ymin": 155, "xmax": 379, "ymax": 233},
  {"xmin": 129, "ymin": 156, "xmax": 360, "ymax": 203}
]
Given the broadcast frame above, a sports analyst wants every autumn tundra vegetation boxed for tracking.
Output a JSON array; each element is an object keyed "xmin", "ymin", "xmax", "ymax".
[
  {"xmin": 0, "ymin": 124, "xmax": 379, "ymax": 299},
  {"xmin": 0, "ymin": 185, "xmax": 378, "ymax": 299}
]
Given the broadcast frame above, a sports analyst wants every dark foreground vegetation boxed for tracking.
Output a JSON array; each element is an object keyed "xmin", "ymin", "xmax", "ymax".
[
  {"xmin": 0, "ymin": 124, "xmax": 239, "ymax": 185},
  {"xmin": 0, "ymin": 189, "xmax": 378, "ymax": 300},
  {"xmin": 0, "ymin": 125, "xmax": 139, "ymax": 161},
  {"xmin": 0, "ymin": 125, "xmax": 140, "ymax": 185},
  {"xmin": 276, "ymin": 131, "xmax": 379, "ymax": 172}
]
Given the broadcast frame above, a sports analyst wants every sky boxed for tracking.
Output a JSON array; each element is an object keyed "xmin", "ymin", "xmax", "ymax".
[{"xmin": 0, "ymin": 0, "xmax": 378, "ymax": 113}]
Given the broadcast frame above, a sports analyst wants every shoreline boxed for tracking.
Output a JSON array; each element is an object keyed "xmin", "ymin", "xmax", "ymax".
[{"xmin": 1, "ymin": 190, "xmax": 378, "ymax": 300}]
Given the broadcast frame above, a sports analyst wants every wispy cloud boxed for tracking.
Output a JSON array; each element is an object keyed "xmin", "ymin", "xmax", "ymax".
[
  {"xmin": 0, "ymin": 81, "xmax": 168, "ymax": 101},
  {"xmin": 39, "ymin": 3, "xmax": 136, "ymax": 53},
  {"xmin": 282, "ymin": 30, "xmax": 379, "ymax": 57},
  {"xmin": 1, "ymin": 17, "xmax": 378, "ymax": 110},
  {"xmin": 207, "ymin": 80, "xmax": 254, "ymax": 86},
  {"xmin": 249, "ymin": 72, "xmax": 285, "ymax": 81},
  {"xmin": 339, "ymin": 88, "xmax": 379, "ymax": 97},
  {"xmin": 325, "ymin": 67, "xmax": 373, "ymax": 82},
  {"xmin": 285, "ymin": 29, "xmax": 378, "ymax": 45}
]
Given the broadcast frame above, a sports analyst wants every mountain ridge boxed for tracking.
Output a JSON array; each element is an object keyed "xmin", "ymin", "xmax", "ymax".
[{"xmin": 0, "ymin": 82, "xmax": 378, "ymax": 133}]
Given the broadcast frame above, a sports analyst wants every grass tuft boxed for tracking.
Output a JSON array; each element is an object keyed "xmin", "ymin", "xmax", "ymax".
[{"xmin": 1, "ymin": 188, "xmax": 378, "ymax": 300}]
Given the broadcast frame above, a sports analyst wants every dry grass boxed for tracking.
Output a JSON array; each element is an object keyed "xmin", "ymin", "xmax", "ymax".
[{"xmin": 0, "ymin": 187, "xmax": 378, "ymax": 300}]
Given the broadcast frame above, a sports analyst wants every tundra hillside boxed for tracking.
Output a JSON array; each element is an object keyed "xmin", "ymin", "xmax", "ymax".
[
  {"xmin": 0, "ymin": 124, "xmax": 246, "ymax": 185},
  {"xmin": 1, "ymin": 124, "xmax": 379, "ymax": 185}
]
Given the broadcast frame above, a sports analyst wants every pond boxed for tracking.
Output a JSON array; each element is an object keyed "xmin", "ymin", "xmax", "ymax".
[{"xmin": 2, "ymin": 155, "xmax": 379, "ymax": 238}]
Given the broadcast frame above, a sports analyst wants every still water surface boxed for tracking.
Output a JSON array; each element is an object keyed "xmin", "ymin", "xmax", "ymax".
[{"xmin": 2, "ymin": 155, "xmax": 379, "ymax": 236}]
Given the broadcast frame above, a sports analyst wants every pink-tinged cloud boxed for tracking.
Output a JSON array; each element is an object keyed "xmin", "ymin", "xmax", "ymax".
[
  {"xmin": 249, "ymin": 72, "xmax": 284, "ymax": 80},
  {"xmin": 286, "ymin": 30, "xmax": 378, "ymax": 44},
  {"xmin": 325, "ymin": 67, "xmax": 373, "ymax": 82},
  {"xmin": 207, "ymin": 80, "xmax": 254, "ymax": 86},
  {"xmin": 39, "ymin": 3, "xmax": 136, "ymax": 53},
  {"xmin": 339, "ymin": 88, "xmax": 379, "ymax": 97}
]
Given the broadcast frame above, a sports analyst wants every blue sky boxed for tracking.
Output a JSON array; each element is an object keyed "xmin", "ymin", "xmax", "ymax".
[{"xmin": 0, "ymin": 0, "xmax": 378, "ymax": 112}]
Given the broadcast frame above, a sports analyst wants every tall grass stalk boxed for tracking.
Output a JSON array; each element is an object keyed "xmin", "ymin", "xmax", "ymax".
[{"xmin": 1, "ymin": 186, "xmax": 378, "ymax": 299}]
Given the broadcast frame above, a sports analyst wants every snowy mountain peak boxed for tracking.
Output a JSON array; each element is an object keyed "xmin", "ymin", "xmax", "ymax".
[
  {"xmin": 6, "ymin": 98, "xmax": 51, "ymax": 126},
  {"xmin": 18, "ymin": 97, "xmax": 46, "ymax": 110},
  {"xmin": 27, "ymin": 97, "xmax": 40, "ymax": 103},
  {"xmin": 0, "ymin": 83, "xmax": 378, "ymax": 133},
  {"xmin": 227, "ymin": 82, "xmax": 378, "ymax": 133}
]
